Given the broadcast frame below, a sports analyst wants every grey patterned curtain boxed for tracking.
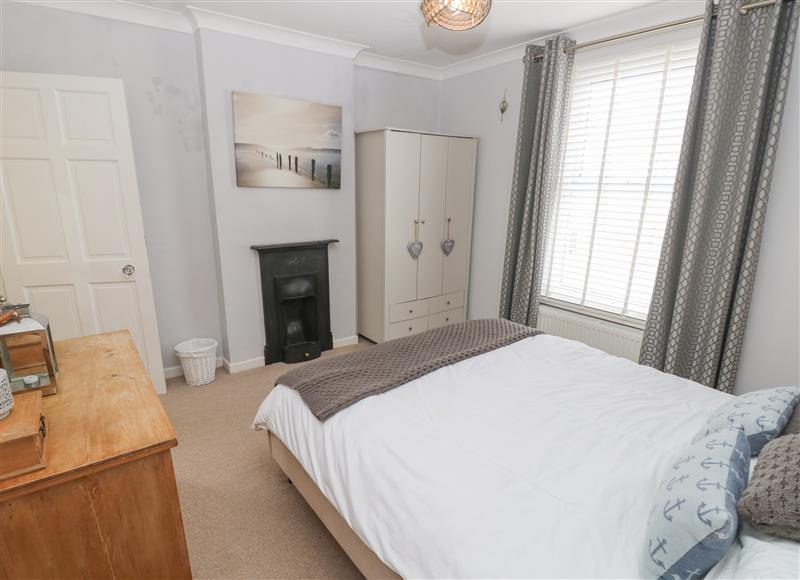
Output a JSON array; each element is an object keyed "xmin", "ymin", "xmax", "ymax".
[
  {"xmin": 640, "ymin": 0, "xmax": 799, "ymax": 392},
  {"xmin": 499, "ymin": 36, "xmax": 575, "ymax": 327}
]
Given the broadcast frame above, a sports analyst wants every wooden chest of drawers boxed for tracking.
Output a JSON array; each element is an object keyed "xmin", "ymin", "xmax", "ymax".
[{"xmin": 0, "ymin": 331, "xmax": 191, "ymax": 579}]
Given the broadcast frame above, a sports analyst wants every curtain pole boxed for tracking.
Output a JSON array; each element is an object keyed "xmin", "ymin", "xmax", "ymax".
[{"xmin": 531, "ymin": 0, "xmax": 781, "ymax": 61}]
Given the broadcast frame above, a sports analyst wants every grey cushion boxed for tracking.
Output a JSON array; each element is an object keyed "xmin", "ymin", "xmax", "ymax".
[
  {"xmin": 643, "ymin": 425, "xmax": 750, "ymax": 580},
  {"xmin": 695, "ymin": 387, "xmax": 800, "ymax": 456},
  {"xmin": 737, "ymin": 434, "xmax": 800, "ymax": 541}
]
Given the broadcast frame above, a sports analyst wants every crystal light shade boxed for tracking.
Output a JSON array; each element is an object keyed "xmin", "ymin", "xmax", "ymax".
[{"xmin": 420, "ymin": 0, "xmax": 492, "ymax": 31}]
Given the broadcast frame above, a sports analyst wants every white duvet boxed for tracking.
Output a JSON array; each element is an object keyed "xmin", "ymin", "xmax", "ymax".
[{"xmin": 253, "ymin": 335, "xmax": 800, "ymax": 578}]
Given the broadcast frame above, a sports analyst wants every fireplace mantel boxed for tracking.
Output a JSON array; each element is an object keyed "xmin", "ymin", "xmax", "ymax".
[{"xmin": 250, "ymin": 239, "xmax": 339, "ymax": 252}]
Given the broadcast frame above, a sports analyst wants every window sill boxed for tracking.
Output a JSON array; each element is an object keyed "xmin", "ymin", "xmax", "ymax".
[{"xmin": 539, "ymin": 297, "xmax": 646, "ymax": 331}]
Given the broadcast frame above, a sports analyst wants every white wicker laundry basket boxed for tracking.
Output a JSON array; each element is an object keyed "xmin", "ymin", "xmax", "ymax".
[{"xmin": 175, "ymin": 338, "xmax": 218, "ymax": 386}]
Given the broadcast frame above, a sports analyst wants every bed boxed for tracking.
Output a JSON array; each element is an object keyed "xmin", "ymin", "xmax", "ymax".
[{"xmin": 253, "ymin": 333, "xmax": 800, "ymax": 578}]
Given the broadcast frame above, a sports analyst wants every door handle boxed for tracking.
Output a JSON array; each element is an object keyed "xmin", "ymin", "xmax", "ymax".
[
  {"xmin": 408, "ymin": 220, "xmax": 424, "ymax": 259},
  {"xmin": 441, "ymin": 218, "xmax": 455, "ymax": 256},
  {"xmin": 122, "ymin": 264, "xmax": 136, "ymax": 276}
]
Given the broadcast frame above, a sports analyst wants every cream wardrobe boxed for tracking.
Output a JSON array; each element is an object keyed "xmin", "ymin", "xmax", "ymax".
[{"xmin": 356, "ymin": 129, "xmax": 477, "ymax": 343}]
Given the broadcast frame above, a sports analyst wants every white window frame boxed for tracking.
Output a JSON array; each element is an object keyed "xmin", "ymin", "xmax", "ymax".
[
  {"xmin": 539, "ymin": 296, "xmax": 647, "ymax": 330},
  {"xmin": 541, "ymin": 25, "xmax": 702, "ymax": 328}
]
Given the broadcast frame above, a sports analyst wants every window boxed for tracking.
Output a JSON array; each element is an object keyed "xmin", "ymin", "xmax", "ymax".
[{"xmin": 542, "ymin": 33, "xmax": 700, "ymax": 322}]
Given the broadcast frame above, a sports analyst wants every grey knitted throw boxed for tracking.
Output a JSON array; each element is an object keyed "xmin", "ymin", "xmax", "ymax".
[{"xmin": 276, "ymin": 318, "xmax": 541, "ymax": 421}]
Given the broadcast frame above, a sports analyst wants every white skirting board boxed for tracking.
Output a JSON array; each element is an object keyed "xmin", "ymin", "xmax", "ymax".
[
  {"xmin": 223, "ymin": 356, "xmax": 264, "ymax": 374},
  {"xmin": 333, "ymin": 335, "xmax": 359, "ymax": 348},
  {"xmin": 163, "ymin": 356, "xmax": 224, "ymax": 379},
  {"xmin": 222, "ymin": 336, "xmax": 360, "ymax": 375},
  {"xmin": 538, "ymin": 305, "xmax": 643, "ymax": 361}
]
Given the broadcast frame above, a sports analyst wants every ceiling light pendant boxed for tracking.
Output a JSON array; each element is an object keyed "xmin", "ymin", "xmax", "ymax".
[{"xmin": 420, "ymin": 0, "xmax": 492, "ymax": 31}]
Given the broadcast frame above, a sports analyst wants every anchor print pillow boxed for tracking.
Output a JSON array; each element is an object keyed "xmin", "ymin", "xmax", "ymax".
[
  {"xmin": 643, "ymin": 425, "xmax": 750, "ymax": 580},
  {"xmin": 694, "ymin": 387, "xmax": 800, "ymax": 456}
]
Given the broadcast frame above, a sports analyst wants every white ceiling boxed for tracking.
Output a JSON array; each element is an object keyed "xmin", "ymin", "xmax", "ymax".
[{"xmin": 135, "ymin": 0, "xmax": 657, "ymax": 68}]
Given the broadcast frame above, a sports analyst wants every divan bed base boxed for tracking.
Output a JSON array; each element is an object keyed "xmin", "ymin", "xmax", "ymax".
[{"xmin": 268, "ymin": 431, "xmax": 402, "ymax": 579}]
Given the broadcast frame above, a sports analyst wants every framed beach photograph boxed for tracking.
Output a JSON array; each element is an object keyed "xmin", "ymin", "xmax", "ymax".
[{"xmin": 232, "ymin": 92, "xmax": 342, "ymax": 189}]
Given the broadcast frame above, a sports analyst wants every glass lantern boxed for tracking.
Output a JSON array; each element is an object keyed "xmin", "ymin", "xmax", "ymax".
[{"xmin": 0, "ymin": 309, "xmax": 59, "ymax": 396}]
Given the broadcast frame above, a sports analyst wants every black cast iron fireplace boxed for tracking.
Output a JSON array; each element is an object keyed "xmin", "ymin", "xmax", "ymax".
[{"xmin": 251, "ymin": 240, "xmax": 337, "ymax": 364}]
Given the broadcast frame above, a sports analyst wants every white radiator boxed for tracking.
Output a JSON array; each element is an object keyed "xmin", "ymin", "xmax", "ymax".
[{"xmin": 538, "ymin": 304, "xmax": 644, "ymax": 361}]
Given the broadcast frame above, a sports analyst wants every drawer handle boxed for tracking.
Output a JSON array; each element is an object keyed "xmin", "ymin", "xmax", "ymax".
[
  {"xmin": 409, "ymin": 309, "xmax": 413, "ymax": 313},
  {"xmin": 445, "ymin": 317, "xmax": 450, "ymax": 322},
  {"xmin": 408, "ymin": 326, "xmax": 413, "ymax": 331},
  {"xmin": 446, "ymin": 301, "xmax": 451, "ymax": 305}
]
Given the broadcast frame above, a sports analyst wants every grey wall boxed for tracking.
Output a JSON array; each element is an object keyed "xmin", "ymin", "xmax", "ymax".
[
  {"xmin": 4, "ymin": 1, "xmax": 795, "ymax": 389},
  {"xmin": 735, "ymin": 39, "xmax": 800, "ymax": 394},
  {"xmin": 354, "ymin": 67, "xmax": 441, "ymax": 132},
  {"xmin": 0, "ymin": 3, "xmax": 426, "ymax": 373},
  {"xmin": 196, "ymin": 30, "xmax": 358, "ymax": 367},
  {"xmin": 0, "ymin": 2, "xmax": 222, "ymax": 371},
  {"xmin": 439, "ymin": 60, "xmax": 524, "ymax": 319},
  {"xmin": 438, "ymin": 1, "xmax": 799, "ymax": 393},
  {"xmin": 438, "ymin": 1, "xmax": 703, "ymax": 320}
]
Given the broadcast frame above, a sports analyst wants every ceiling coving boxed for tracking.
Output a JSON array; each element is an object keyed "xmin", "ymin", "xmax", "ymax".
[
  {"xmin": 31, "ymin": 1, "xmax": 663, "ymax": 73},
  {"xmin": 420, "ymin": 0, "xmax": 492, "ymax": 31}
]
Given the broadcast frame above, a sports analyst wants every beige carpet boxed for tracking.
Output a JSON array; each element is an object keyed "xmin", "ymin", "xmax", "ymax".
[{"xmin": 160, "ymin": 342, "xmax": 368, "ymax": 579}]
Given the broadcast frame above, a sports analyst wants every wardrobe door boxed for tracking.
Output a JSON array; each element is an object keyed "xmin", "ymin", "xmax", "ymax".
[
  {"xmin": 442, "ymin": 137, "xmax": 477, "ymax": 295},
  {"xmin": 386, "ymin": 131, "xmax": 421, "ymax": 304},
  {"xmin": 417, "ymin": 134, "xmax": 448, "ymax": 299}
]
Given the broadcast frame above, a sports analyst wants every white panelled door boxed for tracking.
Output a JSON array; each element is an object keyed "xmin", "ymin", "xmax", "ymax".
[{"xmin": 0, "ymin": 71, "xmax": 166, "ymax": 393}]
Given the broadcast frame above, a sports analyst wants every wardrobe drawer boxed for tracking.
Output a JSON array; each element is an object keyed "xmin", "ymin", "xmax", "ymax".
[
  {"xmin": 389, "ymin": 299, "xmax": 429, "ymax": 323},
  {"xmin": 429, "ymin": 291, "xmax": 464, "ymax": 314},
  {"xmin": 428, "ymin": 308, "xmax": 465, "ymax": 330},
  {"xmin": 387, "ymin": 317, "xmax": 429, "ymax": 340}
]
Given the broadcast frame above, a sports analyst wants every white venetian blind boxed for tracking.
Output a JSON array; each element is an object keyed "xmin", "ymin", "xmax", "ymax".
[{"xmin": 542, "ymin": 34, "xmax": 700, "ymax": 322}]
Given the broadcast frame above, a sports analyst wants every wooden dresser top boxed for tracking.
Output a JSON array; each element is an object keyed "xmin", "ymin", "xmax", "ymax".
[{"xmin": 0, "ymin": 331, "xmax": 176, "ymax": 498}]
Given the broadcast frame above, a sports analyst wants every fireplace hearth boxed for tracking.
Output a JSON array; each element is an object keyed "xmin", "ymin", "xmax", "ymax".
[{"xmin": 251, "ymin": 240, "xmax": 337, "ymax": 364}]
